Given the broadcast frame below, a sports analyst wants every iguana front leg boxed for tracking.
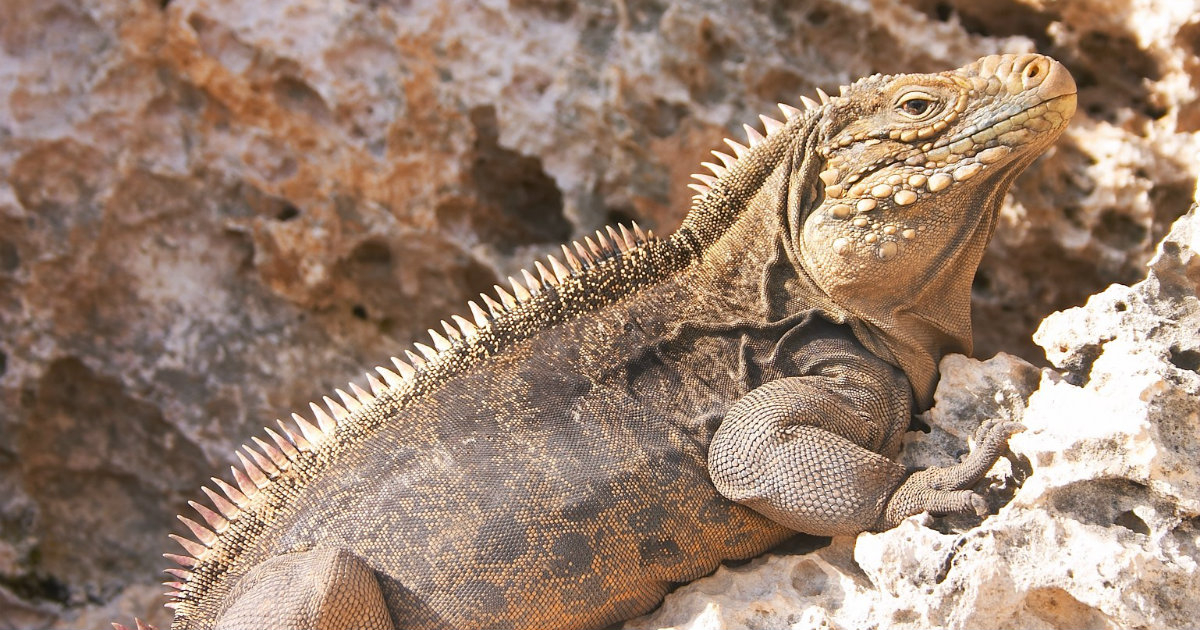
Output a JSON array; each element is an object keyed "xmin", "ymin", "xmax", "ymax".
[{"xmin": 708, "ymin": 346, "xmax": 1018, "ymax": 536}]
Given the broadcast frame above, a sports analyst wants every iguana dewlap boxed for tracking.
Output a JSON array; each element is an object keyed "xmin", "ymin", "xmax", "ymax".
[{"xmin": 137, "ymin": 54, "xmax": 1075, "ymax": 630}]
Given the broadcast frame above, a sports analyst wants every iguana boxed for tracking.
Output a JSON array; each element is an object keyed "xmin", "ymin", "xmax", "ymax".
[{"xmin": 125, "ymin": 53, "xmax": 1075, "ymax": 630}]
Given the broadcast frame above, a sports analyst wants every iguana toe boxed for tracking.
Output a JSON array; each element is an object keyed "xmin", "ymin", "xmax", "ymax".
[{"xmin": 879, "ymin": 419, "xmax": 1023, "ymax": 528}]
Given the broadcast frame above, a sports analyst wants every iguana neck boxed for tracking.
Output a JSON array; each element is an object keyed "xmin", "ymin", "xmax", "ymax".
[{"xmin": 675, "ymin": 110, "xmax": 843, "ymax": 326}]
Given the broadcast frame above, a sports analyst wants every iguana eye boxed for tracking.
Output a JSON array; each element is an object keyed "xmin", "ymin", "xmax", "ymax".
[
  {"xmin": 901, "ymin": 99, "xmax": 931, "ymax": 115},
  {"xmin": 896, "ymin": 91, "xmax": 939, "ymax": 119}
]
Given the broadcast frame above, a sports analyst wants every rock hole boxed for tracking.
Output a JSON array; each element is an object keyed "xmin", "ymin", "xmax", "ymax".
[
  {"xmin": 350, "ymin": 239, "xmax": 393, "ymax": 266},
  {"xmin": 1079, "ymin": 32, "xmax": 1161, "ymax": 82},
  {"xmin": 629, "ymin": 98, "xmax": 689, "ymax": 138},
  {"xmin": 1050, "ymin": 479, "xmax": 1154, "ymax": 530},
  {"xmin": 351, "ymin": 304, "xmax": 368, "ymax": 320},
  {"xmin": 1114, "ymin": 510, "xmax": 1150, "ymax": 535},
  {"xmin": 766, "ymin": 533, "xmax": 831, "ymax": 556},
  {"xmin": 905, "ymin": 1, "xmax": 1056, "ymax": 47},
  {"xmin": 508, "ymin": 0, "xmax": 577, "ymax": 21},
  {"xmin": 0, "ymin": 571, "xmax": 71, "ymax": 605},
  {"xmin": 606, "ymin": 207, "xmax": 638, "ymax": 229},
  {"xmin": 1169, "ymin": 345, "xmax": 1200, "ymax": 373},
  {"xmin": 1143, "ymin": 101, "xmax": 1169, "ymax": 120},
  {"xmin": 0, "ymin": 348, "xmax": 6, "ymax": 377},
  {"xmin": 971, "ymin": 269, "xmax": 993, "ymax": 297},
  {"xmin": 789, "ymin": 558, "xmax": 829, "ymax": 598},
  {"xmin": 1176, "ymin": 22, "xmax": 1200, "ymax": 131},
  {"xmin": 1095, "ymin": 208, "xmax": 1146, "ymax": 250},
  {"xmin": 1113, "ymin": 301, "xmax": 1127, "ymax": 312},
  {"xmin": 273, "ymin": 77, "xmax": 332, "ymax": 124},
  {"xmin": 462, "ymin": 106, "xmax": 570, "ymax": 251},
  {"xmin": 276, "ymin": 204, "xmax": 300, "ymax": 222},
  {"xmin": 187, "ymin": 13, "xmax": 208, "ymax": 33},
  {"xmin": 1179, "ymin": 18, "xmax": 1200, "ymax": 57},
  {"xmin": 1062, "ymin": 342, "xmax": 1102, "ymax": 387},
  {"xmin": 934, "ymin": 536, "xmax": 967, "ymax": 584},
  {"xmin": 1070, "ymin": 30, "xmax": 1162, "ymax": 124},
  {"xmin": 1008, "ymin": 450, "xmax": 1035, "ymax": 488},
  {"xmin": 0, "ymin": 238, "xmax": 18, "ymax": 271},
  {"xmin": 1149, "ymin": 179, "xmax": 1196, "ymax": 243}
]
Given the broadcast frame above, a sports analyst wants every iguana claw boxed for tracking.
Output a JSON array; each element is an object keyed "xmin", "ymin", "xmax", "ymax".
[{"xmin": 881, "ymin": 419, "xmax": 1024, "ymax": 528}]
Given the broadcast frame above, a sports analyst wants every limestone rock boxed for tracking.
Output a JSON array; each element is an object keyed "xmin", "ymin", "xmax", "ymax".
[
  {"xmin": 1, "ymin": 0, "xmax": 1198, "ymax": 626},
  {"xmin": 628, "ymin": 205, "xmax": 1200, "ymax": 629}
]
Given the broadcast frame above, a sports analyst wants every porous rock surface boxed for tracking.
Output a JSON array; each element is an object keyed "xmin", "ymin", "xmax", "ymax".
[
  {"xmin": 627, "ymin": 204, "xmax": 1200, "ymax": 629},
  {"xmin": 0, "ymin": 0, "xmax": 1197, "ymax": 627}
]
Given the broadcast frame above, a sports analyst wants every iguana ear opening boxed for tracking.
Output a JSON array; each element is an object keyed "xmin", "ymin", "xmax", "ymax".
[{"xmin": 783, "ymin": 130, "xmax": 828, "ymax": 265}]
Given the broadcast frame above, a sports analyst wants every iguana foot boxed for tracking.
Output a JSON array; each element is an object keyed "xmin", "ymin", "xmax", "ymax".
[{"xmin": 880, "ymin": 420, "xmax": 1024, "ymax": 528}]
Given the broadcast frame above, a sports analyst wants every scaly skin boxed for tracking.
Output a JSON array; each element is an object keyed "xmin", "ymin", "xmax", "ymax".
[{"xmin": 125, "ymin": 54, "xmax": 1075, "ymax": 630}]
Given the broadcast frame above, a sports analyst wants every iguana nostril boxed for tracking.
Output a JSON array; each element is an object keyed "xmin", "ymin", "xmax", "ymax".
[
  {"xmin": 1033, "ymin": 58, "xmax": 1078, "ymax": 102},
  {"xmin": 1019, "ymin": 57, "xmax": 1047, "ymax": 89}
]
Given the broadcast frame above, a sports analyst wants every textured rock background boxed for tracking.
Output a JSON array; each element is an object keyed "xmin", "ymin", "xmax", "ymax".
[{"xmin": 0, "ymin": 0, "xmax": 1197, "ymax": 627}]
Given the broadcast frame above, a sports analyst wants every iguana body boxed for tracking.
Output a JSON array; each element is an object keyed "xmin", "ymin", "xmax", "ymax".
[{"xmin": 147, "ymin": 54, "xmax": 1075, "ymax": 630}]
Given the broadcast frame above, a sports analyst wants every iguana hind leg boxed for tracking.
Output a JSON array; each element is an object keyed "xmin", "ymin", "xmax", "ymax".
[
  {"xmin": 214, "ymin": 547, "xmax": 394, "ymax": 630},
  {"xmin": 708, "ymin": 362, "xmax": 1019, "ymax": 536}
]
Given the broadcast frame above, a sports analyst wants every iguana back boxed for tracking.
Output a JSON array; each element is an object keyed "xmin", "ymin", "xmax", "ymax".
[{"xmin": 150, "ymin": 54, "xmax": 1076, "ymax": 630}]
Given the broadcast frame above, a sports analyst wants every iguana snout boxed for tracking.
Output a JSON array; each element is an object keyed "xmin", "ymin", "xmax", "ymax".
[{"xmin": 975, "ymin": 53, "xmax": 1077, "ymax": 103}]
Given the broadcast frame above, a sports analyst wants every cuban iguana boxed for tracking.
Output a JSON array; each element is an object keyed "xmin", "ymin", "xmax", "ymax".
[{"xmin": 135, "ymin": 53, "xmax": 1076, "ymax": 630}]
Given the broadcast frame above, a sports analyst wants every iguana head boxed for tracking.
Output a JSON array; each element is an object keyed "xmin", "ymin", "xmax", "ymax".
[
  {"xmin": 802, "ymin": 54, "xmax": 1075, "ymax": 297},
  {"xmin": 795, "ymin": 54, "xmax": 1075, "ymax": 406}
]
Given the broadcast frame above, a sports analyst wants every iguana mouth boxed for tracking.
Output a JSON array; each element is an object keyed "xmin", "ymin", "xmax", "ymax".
[
  {"xmin": 913, "ymin": 56, "xmax": 1077, "ymax": 171},
  {"xmin": 831, "ymin": 86, "xmax": 1077, "ymax": 215},
  {"xmin": 931, "ymin": 92, "xmax": 1076, "ymax": 157}
]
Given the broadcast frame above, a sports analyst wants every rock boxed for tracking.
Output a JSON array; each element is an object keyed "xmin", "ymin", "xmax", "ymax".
[
  {"xmin": 0, "ymin": 0, "xmax": 1197, "ymax": 626},
  {"xmin": 628, "ymin": 205, "xmax": 1200, "ymax": 629}
]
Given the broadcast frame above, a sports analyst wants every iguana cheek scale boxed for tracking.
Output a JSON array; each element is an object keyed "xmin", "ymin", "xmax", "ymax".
[{"xmin": 126, "ymin": 54, "xmax": 1075, "ymax": 630}]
